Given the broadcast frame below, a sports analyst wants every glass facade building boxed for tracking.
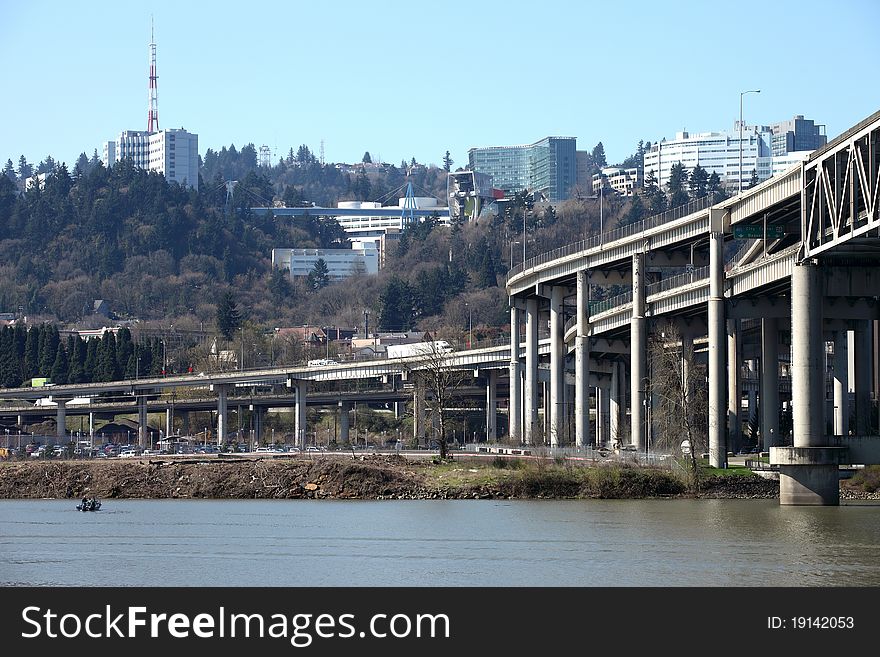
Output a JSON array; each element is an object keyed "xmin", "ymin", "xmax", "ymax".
[{"xmin": 468, "ymin": 136, "xmax": 577, "ymax": 203}]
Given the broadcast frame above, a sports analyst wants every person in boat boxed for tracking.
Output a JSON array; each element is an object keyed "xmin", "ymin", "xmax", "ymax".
[
  {"xmin": 80, "ymin": 497, "xmax": 88, "ymax": 510},
  {"xmin": 89, "ymin": 497, "xmax": 98, "ymax": 511}
]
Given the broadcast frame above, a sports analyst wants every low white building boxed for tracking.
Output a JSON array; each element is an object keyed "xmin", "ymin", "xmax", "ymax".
[{"xmin": 272, "ymin": 247, "xmax": 379, "ymax": 280}]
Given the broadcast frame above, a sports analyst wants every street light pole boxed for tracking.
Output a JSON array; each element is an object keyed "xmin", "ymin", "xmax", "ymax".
[{"xmin": 739, "ymin": 89, "xmax": 760, "ymax": 195}]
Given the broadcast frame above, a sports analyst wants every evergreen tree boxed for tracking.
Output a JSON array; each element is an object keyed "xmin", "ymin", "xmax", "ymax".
[
  {"xmin": 268, "ymin": 267, "xmax": 293, "ymax": 305},
  {"xmin": 3, "ymin": 159, "xmax": 15, "ymax": 182},
  {"xmin": 50, "ymin": 342, "xmax": 69, "ymax": 384},
  {"xmin": 749, "ymin": 169, "xmax": 759, "ymax": 189},
  {"xmin": 17, "ymin": 155, "xmax": 33, "ymax": 181},
  {"xmin": 442, "ymin": 151, "xmax": 453, "ymax": 172},
  {"xmin": 68, "ymin": 335, "xmax": 87, "ymax": 384},
  {"xmin": 623, "ymin": 194, "xmax": 646, "ymax": 226},
  {"xmin": 667, "ymin": 162, "xmax": 690, "ymax": 208},
  {"xmin": 94, "ymin": 331, "xmax": 119, "ymax": 381},
  {"xmin": 38, "ymin": 324, "xmax": 60, "ymax": 378},
  {"xmin": 591, "ymin": 142, "xmax": 607, "ymax": 168},
  {"xmin": 362, "ymin": 152, "xmax": 372, "ymax": 164},
  {"xmin": 643, "ymin": 170, "xmax": 667, "ymax": 215},
  {"xmin": 216, "ymin": 291, "xmax": 242, "ymax": 341},
  {"xmin": 707, "ymin": 171, "xmax": 728, "ymax": 202},
  {"xmin": 688, "ymin": 165, "xmax": 709, "ymax": 198},
  {"xmin": 307, "ymin": 258, "xmax": 330, "ymax": 291},
  {"xmin": 378, "ymin": 276, "xmax": 415, "ymax": 331},
  {"xmin": 84, "ymin": 337, "xmax": 98, "ymax": 382},
  {"xmin": 0, "ymin": 327, "xmax": 23, "ymax": 387},
  {"xmin": 23, "ymin": 326, "xmax": 40, "ymax": 381}
]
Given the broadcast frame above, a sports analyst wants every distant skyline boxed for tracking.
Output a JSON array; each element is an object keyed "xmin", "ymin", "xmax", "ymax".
[{"xmin": 2, "ymin": 0, "xmax": 879, "ymax": 175}]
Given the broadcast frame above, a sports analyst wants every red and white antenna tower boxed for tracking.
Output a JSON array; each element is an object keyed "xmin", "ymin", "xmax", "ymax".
[{"xmin": 147, "ymin": 18, "xmax": 159, "ymax": 132}]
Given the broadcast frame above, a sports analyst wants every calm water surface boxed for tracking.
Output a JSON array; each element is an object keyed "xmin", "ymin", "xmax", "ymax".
[{"xmin": 1, "ymin": 499, "xmax": 878, "ymax": 587}]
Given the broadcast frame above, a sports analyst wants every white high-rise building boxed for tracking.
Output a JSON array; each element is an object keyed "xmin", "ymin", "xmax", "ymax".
[
  {"xmin": 643, "ymin": 115, "xmax": 825, "ymax": 193},
  {"xmin": 102, "ymin": 127, "xmax": 199, "ymax": 190}
]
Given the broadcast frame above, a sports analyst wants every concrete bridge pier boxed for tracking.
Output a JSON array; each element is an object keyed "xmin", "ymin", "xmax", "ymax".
[
  {"xmin": 55, "ymin": 398, "xmax": 69, "ymax": 445},
  {"xmin": 630, "ymin": 252, "xmax": 646, "ymax": 451},
  {"xmin": 253, "ymin": 406, "xmax": 264, "ymax": 444},
  {"xmin": 727, "ymin": 319, "xmax": 742, "ymax": 453},
  {"xmin": 294, "ymin": 380, "xmax": 308, "ymax": 449},
  {"xmin": 774, "ymin": 262, "xmax": 842, "ymax": 505},
  {"xmin": 137, "ymin": 394, "xmax": 148, "ymax": 448},
  {"xmin": 596, "ymin": 383, "xmax": 610, "ymax": 448},
  {"xmin": 165, "ymin": 407, "xmax": 173, "ymax": 439},
  {"xmin": 339, "ymin": 402, "xmax": 350, "ymax": 443},
  {"xmin": 574, "ymin": 270, "xmax": 591, "ymax": 449},
  {"xmin": 179, "ymin": 411, "xmax": 190, "ymax": 436},
  {"xmin": 854, "ymin": 321, "xmax": 873, "ymax": 435},
  {"xmin": 707, "ymin": 208, "xmax": 728, "ymax": 468},
  {"xmin": 549, "ymin": 286, "xmax": 565, "ymax": 447},
  {"xmin": 486, "ymin": 370, "xmax": 498, "ymax": 442},
  {"xmin": 761, "ymin": 319, "xmax": 780, "ymax": 449},
  {"xmin": 508, "ymin": 304, "xmax": 522, "ymax": 443},
  {"xmin": 213, "ymin": 383, "xmax": 229, "ymax": 447},
  {"xmin": 746, "ymin": 360, "xmax": 758, "ymax": 443},
  {"xmin": 833, "ymin": 329, "xmax": 849, "ymax": 436},
  {"xmin": 609, "ymin": 361, "xmax": 622, "ymax": 447},
  {"xmin": 524, "ymin": 298, "xmax": 539, "ymax": 444}
]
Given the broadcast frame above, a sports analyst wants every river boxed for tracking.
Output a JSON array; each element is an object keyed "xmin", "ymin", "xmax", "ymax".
[{"xmin": 1, "ymin": 499, "xmax": 879, "ymax": 587}]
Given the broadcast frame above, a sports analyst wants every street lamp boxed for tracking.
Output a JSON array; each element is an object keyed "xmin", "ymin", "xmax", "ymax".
[
  {"xmin": 739, "ymin": 89, "xmax": 760, "ymax": 194},
  {"xmin": 465, "ymin": 302, "xmax": 472, "ymax": 348}
]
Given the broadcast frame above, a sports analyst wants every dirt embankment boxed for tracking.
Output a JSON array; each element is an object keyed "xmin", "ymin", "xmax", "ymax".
[{"xmin": 3, "ymin": 454, "xmax": 876, "ymax": 501}]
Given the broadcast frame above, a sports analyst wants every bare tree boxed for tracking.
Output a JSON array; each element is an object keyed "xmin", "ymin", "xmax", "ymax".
[
  {"xmin": 648, "ymin": 321, "xmax": 708, "ymax": 487},
  {"xmin": 405, "ymin": 339, "xmax": 469, "ymax": 460}
]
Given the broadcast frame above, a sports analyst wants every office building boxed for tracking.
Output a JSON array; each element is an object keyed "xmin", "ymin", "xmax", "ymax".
[
  {"xmin": 643, "ymin": 114, "xmax": 825, "ymax": 193},
  {"xmin": 468, "ymin": 136, "xmax": 577, "ymax": 203}
]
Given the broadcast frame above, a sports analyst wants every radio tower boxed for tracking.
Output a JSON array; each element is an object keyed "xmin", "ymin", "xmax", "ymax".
[{"xmin": 147, "ymin": 18, "xmax": 159, "ymax": 132}]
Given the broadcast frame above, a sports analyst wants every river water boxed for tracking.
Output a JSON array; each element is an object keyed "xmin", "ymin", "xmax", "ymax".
[{"xmin": 1, "ymin": 499, "xmax": 878, "ymax": 587}]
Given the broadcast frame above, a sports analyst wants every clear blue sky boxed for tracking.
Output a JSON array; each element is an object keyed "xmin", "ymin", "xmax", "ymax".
[{"xmin": 3, "ymin": 0, "xmax": 879, "ymax": 172}]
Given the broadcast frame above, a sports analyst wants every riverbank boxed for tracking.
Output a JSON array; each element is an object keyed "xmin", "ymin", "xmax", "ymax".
[{"xmin": 0, "ymin": 455, "xmax": 876, "ymax": 501}]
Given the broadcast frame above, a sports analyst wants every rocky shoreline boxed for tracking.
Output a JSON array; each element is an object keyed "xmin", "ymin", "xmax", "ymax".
[{"xmin": 0, "ymin": 455, "xmax": 876, "ymax": 501}]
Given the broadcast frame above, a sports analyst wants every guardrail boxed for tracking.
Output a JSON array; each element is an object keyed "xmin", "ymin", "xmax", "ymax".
[{"xmin": 507, "ymin": 196, "xmax": 714, "ymax": 281}]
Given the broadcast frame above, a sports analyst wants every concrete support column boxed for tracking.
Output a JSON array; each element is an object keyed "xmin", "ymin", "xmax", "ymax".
[
  {"xmin": 524, "ymin": 298, "xmax": 539, "ymax": 444},
  {"xmin": 253, "ymin": 407, "xmax": 264, "ymax": 444},
  {"xmin": 549, "ymin": 286, "xmax": 564, "ymax": 447},
  {"xmin": 575, "ymin": 270, "xmax": 591, "ymax": 450},
  {"xmin": 707, "ymin": 208, "xmax": 727, "ymax": 468},
  {"xmin": 413, "ymin": 383, "xmax": 426, "ymax": 445},
  {"xmin": 215, "ymin": 384, "xmax": 229, "ymax": 448},
  {"xmin": 165, "ymin": 407, "xmax": 173, "ymax": 439},
  {"xmin": 854, "ymin": 321, "xmax": 872, "ymax": 435},
  {"xmin": 486, "ymin": 371, "xmax": 498, "ymax": 442},
  {"xmin": 746, "ymin": 360, "xmax": 758, "ymax": 442},
  {"xmin": 508, "ymin": 304, "xmax": 522, "ymax": 444},
  {"xmin": 727, "ymin": 319, "xmax": 742, "ymax": 454},
  {"xmin": 339, "ymin": 402, "xmax": 350, "ymax": 443},
  {"xmin": 597, "ymin": 385, "xmax": 610, "ymax": 448},
  {"xmin": 56, "ymin": 399, "xmax": 68, "ymax": 444},
  {"xmin": 295, "ymin": 380, "xmax": 308, "ymax": 449},
  {"xmin": 394, "ymin": 402, "xmax": 405, "ymax": 420},
  {"xmin": 630, "ymin": 252, "xmax": 646, "ymax": 451},
  {"xmin": 179, "ymin": 411, "xmax": 190, "ymax": 435},
  {"xmin": 776, "ymin": 261, "xmax": 840, "ymax": 505},
  {"xmin": 609, "ymin": 361, "xmax": 621, "ymax": 445},
  {"xmin": 137, "ymin": 395, "xmax": 148, "ymax": 448},
  {"xmin": 833, "ymin": 329, "xmax": 849, "ymax": 437},
  {"xmin": 761, "ymin": 319, "xmax": 780, "ymax": 449}
]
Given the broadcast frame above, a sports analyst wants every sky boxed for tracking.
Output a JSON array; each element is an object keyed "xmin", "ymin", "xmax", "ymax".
[{"xmin": 2, "ymin": 0, "xmax": 879, "ymax": 173}]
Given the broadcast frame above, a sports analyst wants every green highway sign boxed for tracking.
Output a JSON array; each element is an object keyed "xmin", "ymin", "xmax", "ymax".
[{"xmin": 732, "ymin": 224, "xmax": 785, "ymax": 239}]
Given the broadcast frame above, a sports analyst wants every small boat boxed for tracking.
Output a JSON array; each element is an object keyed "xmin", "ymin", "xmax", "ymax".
[{"xmin": 76, "ymin": 498, "xmax": 101, "ymax": 512}]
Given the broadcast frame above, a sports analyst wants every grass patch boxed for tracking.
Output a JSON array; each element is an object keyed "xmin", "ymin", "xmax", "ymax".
[{"xmin": 847, "ymin": 465, "xmax": 880, "ymax": 493}]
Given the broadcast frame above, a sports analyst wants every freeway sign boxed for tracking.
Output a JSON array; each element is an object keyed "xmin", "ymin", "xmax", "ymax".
[{"xmin": 732, "ymin": 224, "xmax": 785, "ymax": 239}]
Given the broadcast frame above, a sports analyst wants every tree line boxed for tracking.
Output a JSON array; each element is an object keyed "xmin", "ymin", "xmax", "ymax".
[{"xmin": 0, "ymin": 324, "xmax": 171, "ymax": 388}]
